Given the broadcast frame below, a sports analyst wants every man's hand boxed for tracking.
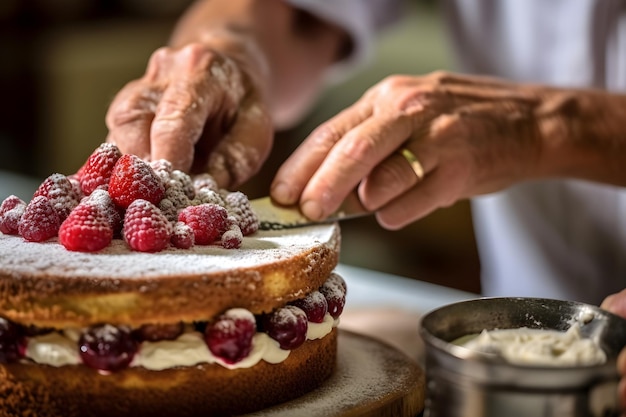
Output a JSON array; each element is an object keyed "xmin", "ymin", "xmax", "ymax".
[
  {"xmin": 271, "ymin": 71, "xmax": 626, "ymax": 228},
  {"xmin": 271, "ymin": 72, "xmax": 548, "ymax": 228},
  {"xmin": 105, "ymin": 42, "xmax": 272, "ymax": 189}
]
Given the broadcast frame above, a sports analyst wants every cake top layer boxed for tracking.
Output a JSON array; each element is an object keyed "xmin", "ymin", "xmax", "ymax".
[
  {"xmin": 0, "ymin": 143, "xmax": 342, "ymax": 328},
  {"xmin": 0, "ymin": 224, "xmax": 339, "ymax": 280},
  {"xmin": 0, "ymin": 224, "xmax": 340, "ymax": 327}
]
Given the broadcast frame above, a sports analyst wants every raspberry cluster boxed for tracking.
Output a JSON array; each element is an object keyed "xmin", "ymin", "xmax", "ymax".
[{"xmin": 0, "ymin": 143, "xmax": 259, "ymax": 252}]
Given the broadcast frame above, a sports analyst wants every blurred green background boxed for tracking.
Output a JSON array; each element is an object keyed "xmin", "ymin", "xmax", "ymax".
[{"xmin": 0, "ymin": 0, "xmax": 480, "ymax": 294}]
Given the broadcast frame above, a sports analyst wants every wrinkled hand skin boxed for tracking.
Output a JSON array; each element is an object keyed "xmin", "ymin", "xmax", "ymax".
[
  {"xmin": 271, "ymin": 70, "xmax": 626, "ymax": 228},
  {"xmin": 105, "ymin": 43, "xmax": 273, "ymax": 189},
  {"xmin": 272, "ymin": 71, "xmax": 558, "ymax": 228},
  {"xmin": 601, "ymin": 290, "xmax": 626, "ymax": 416}
]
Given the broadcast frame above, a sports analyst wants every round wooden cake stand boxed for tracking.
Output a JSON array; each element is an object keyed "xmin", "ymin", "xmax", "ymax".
[{"xmin": 246, "ymin": 330, "xmax": 425, "ymax": 417}]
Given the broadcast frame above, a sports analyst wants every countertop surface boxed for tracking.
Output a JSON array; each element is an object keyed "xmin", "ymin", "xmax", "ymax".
[
  {"xmin": 337, "ymin": 263, "xmax": 478, "ymax": 364},
  {"xmin": 339, "ymin": 263, "xmax": 476, "ymax": 314}
]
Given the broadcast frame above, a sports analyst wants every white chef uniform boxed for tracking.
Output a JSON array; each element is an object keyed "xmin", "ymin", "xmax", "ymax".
[{"xmin": 287, "ymin": 0, "xmax": 626, "ymax": 304}]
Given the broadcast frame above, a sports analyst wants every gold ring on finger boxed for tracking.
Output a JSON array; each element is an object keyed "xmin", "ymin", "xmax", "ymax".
[{"xmin": 397, "ymin": 148, "xmax": 425, "ymax": 181}]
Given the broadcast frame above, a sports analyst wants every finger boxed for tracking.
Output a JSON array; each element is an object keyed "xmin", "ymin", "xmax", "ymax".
[
  {"xmin": 205, "ymin": 98, "xmax": 273, "ymax": 189},
  {"xmin": 359, "ymin": 142, "xmax": 434, "ymax": 211},
  {"xmin": 601, "ymin": 289, "xmax": 626, "ymax": 317},
  {"xmin": 619, "ymin": 348, "xmax": 626, "ymax": 375},
  {"xmin": 373, "ymin": 164, "xmax": 468, "ymax": 230},
  {"xmin": 105, "ymin": 80, "xmax": 158, "ymax": 161},
  {"xmin": 150, "ymin": 76, "xmax": 214, "ymax": 171},
  {"xmin": 150, "ymin": 44, "xmax": 245, "ymax": 172},
  {"xmin": 270, "ymin": 100, "xmax": 373, "ymax": 206},
  {"xmin": 298, "ymin": 110, "xmax": 419, "ymax": 220},
  {"xmin": 106, "ymin": 46, "xmax": 174, "ymax": 159}
]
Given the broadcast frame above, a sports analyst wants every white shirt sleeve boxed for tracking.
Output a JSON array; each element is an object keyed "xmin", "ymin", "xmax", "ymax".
[{"xmin": 284, "ymin": 0, "xmax": 403, "ymax": 80}]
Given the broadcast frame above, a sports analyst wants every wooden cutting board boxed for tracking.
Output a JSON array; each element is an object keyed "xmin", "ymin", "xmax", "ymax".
[{"xmin": 247, "ymin": 330, "xmax": 425, "ymax": 417}]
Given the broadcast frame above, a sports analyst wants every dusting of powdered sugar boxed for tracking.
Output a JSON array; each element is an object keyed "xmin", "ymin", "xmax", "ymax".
[
  {"xmin": 0, "ymin": 224, "xmax": 338, "ymax": 279},
  {"xmin": 245, "ymin": 331, "xmax": 423, "ymax": 416},
  {"xmin": 207, "ymin": 140, "xmax": 261, "ymax": 188}
]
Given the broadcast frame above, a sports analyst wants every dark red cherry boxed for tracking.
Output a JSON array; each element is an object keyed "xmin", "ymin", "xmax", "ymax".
[
  {"xmin": 319, "ymin": 273, "xmax": 346, "ymax": 319},
  {"xmin": 78, "ymin": 324, "xmax": 138, "ymax": 372},
  {"xmin": 193, "ymin": 321, "xmax": 208, "ymax": 333},
  {"xmin": 290, "ymin": 291, "xmax": 328, "ymax": 323},
  {"xmin": 0, "ymin": 317, "xmax": 25, "ymax": 363},
  {"xmin": 205, "ymin": 309, "xmax": 256, "ymax": 364},
  {"xmin": 263, "ymin": 306, "xmax": 308, "ymax": 350},
  {"xmin": 21, "ymin": 324, "xmax": 54, "ymax": 337},
  {"xmin": 134, "ymin": 322, "xmax": 184, "ymax": 342}
]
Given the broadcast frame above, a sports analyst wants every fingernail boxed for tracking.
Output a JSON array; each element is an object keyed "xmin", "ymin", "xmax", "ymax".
[
  {"xmin": 301, "ymin": 200, "xmax": 324, "ymax": 220},
  {"xmin": 271, "ymin": 183, "xmax": 293, "ymax": 205}
]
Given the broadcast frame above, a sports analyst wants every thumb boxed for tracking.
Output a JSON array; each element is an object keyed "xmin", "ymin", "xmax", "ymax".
[{"xmin": 601, "ymin": 289, "xmax": 626, "ymax": 318}]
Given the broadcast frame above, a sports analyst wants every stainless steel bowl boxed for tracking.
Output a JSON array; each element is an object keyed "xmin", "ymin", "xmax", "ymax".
[{"xmin": 419, "ymin": 297, "xmax": 626, "ymax": 417}]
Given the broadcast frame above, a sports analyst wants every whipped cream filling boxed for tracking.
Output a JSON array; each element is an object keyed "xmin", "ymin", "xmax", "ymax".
[
  {"xmin": 25, "ymin": 313, "xmax": 339, "ymax": 371},
  {"xmin": 456, "ymin": 324, "xmax": 607, "ymax": 366}
]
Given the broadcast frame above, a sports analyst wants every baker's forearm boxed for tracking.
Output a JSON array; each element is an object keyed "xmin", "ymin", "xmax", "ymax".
[
  {"xmin": 169, "ymin": 0, "xmax": 349, "ymax": 128},
  {"xmin": 536, "ymin": 88, "xmax": 626, "ymax": 186}
]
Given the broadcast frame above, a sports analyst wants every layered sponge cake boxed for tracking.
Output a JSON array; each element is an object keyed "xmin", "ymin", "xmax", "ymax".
[{"xmin": 0, "ymin": 144, "xmax": 346, "ymax": 416}]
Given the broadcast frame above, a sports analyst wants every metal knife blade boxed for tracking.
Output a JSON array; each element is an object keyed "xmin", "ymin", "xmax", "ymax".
[{"xmin": 250, "ymin": 192, "xmax": 370, "ymax": 230}]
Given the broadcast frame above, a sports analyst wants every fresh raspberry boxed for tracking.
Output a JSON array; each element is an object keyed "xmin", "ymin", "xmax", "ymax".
[
  {"xmin": 108, "ymin": 154, "xmax": 165, "ymax": 209},
  {"xmin": 0, "ymin": 206, "xmax": 25, "ymax": 235},
  {"xmin": 223, "ymin": 191, "xmax": 259, "ymax": 236},
  {"xmin": 123, "ymin": 199, "xmax": 171, "ymax": 252},
  {"xmin": 164, "ymin": 179, "xmax": 192, "ymax": 211},
  {"xmin": 192, "ymin": 189, "xmax": 224, "ymax": 206},
  {"xmin": 158, "ymin": 198, "xmax": 178, "ymax": 224},
  {"xmin": 171, "ymin": 170, "xmax": 195, "ymax": 199},
  {"xmin": 79, "ymin": 143, "xmax": 122, "ymax": 196},
  {"xmin": 178, "ymin": 203, "xmax": 228, "ymax": 245},
  {"xmin": 58, "ymin": 201, "xmax": 114, "ymax": 252},
  {"xmin": 193, "ymin": 173, "xmax": 219, "ymax": 193},
  {"xmin": 221, "ymin": 220, "xmax": 243, "ymax": 249},
  {"xmin": 171, "ymin": 221, "xmax": 194, "ymax": 249},
  {"xmin": 1, "ymin": 195, "xmax": 26, "ymax": 215},
  {"xmin": 67, "ymin": 175, "xmax": 84, "ymax": 201},
  {"xmin": 0, "ymin": 195, "xmax": 25, "ymax": 215},
  {"xmin": 149, "ymin": 159, "xmax": 173, "ymax": 184},
  {"xmin": 18, "ymin": 196, "xmax": 60, "ymax": 242},
  {"xmin": 33, "ymin": 173, "xmax": 80, "ymax": 221},
  {"xmin": 0, "ymin": 195, "xmax": 26, "ymax": 235},
  {"xmin": 83, "ymin": 189, "xmax": 122, "ymax": 235}
]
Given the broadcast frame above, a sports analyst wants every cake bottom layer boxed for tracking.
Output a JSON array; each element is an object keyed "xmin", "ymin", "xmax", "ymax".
[{"xmin": 0, "ymin": 330, "xmax": 338, "ymax": 417}]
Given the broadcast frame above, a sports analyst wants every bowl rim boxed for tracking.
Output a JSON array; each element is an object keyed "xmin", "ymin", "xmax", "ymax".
[{"xmin": 419, "ymin": 296, "xmax": 626, "ymax": 371}]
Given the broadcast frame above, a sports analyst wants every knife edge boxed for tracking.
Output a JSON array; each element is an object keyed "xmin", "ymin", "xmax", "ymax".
[{"xmin": 250, "ymin": 193, "xmax": 369, "ymax": 231}]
